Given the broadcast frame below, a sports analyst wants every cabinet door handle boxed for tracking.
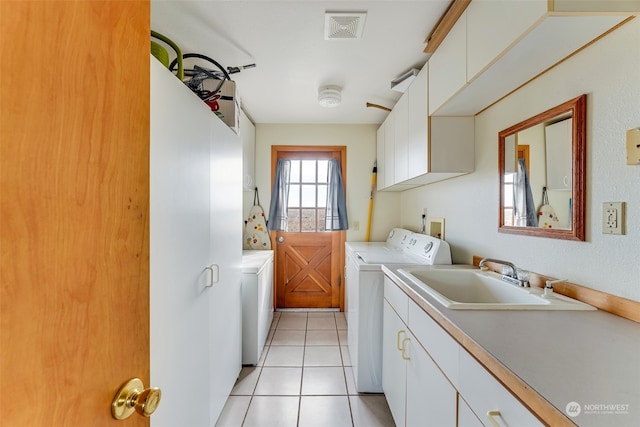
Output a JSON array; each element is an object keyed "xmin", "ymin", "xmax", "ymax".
[
  {"xmin": 486, "ymin": 410, "xmax": 502, "ymax": 427},
  {"xmin": 396, "ymin": 330, "xmax": 407, "ymax": 351},
  {"xmin": 401, "ymin": 338, "xmax": 411, "ymax": 360},
  {"xmin": 205, "ymin": 264, "xmax": 219, "ymax": 288}
]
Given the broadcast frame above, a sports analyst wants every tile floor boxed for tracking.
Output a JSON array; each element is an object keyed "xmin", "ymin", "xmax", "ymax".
[{"xmin": 215, "ymin": 311, "xmax": 395, "ymax": 427}]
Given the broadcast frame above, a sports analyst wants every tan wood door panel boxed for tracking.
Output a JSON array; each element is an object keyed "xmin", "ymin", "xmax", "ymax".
[
  {"xmin": 1, "ymin": 1, "xmax": 150, "ymax": 425},
  {"xmin": 275, "ymin": 231, "xmax": 341, "ymax": 308}
]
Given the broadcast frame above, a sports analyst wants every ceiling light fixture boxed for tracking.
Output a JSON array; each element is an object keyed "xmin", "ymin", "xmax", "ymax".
[{"xmin": 318, "ymin": 86, "xmax": 342, "ymax": 108}]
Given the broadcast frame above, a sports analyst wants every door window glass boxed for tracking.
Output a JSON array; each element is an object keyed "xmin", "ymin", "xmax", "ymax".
[{"xmin": 287, "ymin": 159, "xmax": 328, "ymax": 232}]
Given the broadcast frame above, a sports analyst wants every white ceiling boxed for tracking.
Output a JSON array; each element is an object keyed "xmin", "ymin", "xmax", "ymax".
[{"xmin": 151, "ymin": 1, "xmax": 451, "ymax": 124}]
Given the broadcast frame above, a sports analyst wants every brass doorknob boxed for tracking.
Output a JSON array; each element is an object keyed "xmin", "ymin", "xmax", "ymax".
[{"xmin": 111, "ymin": 378, "xmax": 162, "ymax": 420}]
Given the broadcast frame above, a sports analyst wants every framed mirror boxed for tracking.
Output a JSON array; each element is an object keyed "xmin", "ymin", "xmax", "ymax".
[{"xmin": 498, "ymin": 94, "xmax": 586, "ymax": 241}]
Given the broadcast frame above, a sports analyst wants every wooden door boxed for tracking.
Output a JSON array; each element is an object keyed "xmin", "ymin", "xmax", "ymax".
[
  {"xmin": 1, "ymin": 2, "xmax": 150, "ymax": 425},
  {"xmin": 272, "ymin": 147, "xmax": 346, "ymax": 310}
]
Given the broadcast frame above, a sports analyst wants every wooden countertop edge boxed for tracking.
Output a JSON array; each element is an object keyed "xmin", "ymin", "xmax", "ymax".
[
  {"xmin": 472, "ymin": 256, "xmax": 640, "ymax": 323},
  {"xmin": 388, "ymin": 272, "xmax": 577, "ymax": 427}
]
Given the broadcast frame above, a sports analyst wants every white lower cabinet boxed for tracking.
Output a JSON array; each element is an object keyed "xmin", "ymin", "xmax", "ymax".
[
  {"xmin": 383, "ymin": 284, "xmax": 456, "ymax": 427},
  {"xmin": 383, "ymin": 301, "xmax": 408, "ymax": 426},
  {"xmin": 383, "ymin": 277, "xmax": 543, "ymax": 427},
  {"xmin": 458, "ymin": 349, "xmax": 543, "ymax": 427},
  {"xmin": 405, "ymin": 333, "xmax": 457, "ymax": 427},
  {"xmin": 458, "ymin": 397, "xmax": 484, "ymax": 427}
]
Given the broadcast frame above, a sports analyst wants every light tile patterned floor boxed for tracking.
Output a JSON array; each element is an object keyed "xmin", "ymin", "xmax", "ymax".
[{"xmin": 215, "ymin": 311, "xmax": 395, "ymax": 427}]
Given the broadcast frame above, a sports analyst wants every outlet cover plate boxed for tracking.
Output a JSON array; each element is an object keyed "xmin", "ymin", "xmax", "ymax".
[{"xmin": 602, "ymin": 202, "xmax": 625, "ymax": 235}]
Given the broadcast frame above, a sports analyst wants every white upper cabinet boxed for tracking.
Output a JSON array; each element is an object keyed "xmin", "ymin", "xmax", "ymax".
[
  {"xmin": 407, "ymin": 65, "xmax": 428, "ymax": 178},
  {"xmin": 428, "ymin": 11, "xmax": 467, "ymax": 116},
  {"xmin": 383, "ymin": 108, "xmax": 396, "ymax": 188},
  {"xmin": 394, "ymin": 92, "xmax": 409, "ymax": 184},
  {"xmin": 376, "ymin": 64, "xmax": 474, "ymax": 192},
  {"xmin": 429, "ymin": 2, "xmax": 634, "ymax": 115},
  {"xmin": 466, "ymin": 0, "xmax": 547, "ymax": 82}
]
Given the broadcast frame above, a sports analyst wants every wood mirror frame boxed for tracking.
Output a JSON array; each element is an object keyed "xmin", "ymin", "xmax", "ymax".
[{"xmin": 498, "ymin": 94, "xmax": 586, "ymax": 241}]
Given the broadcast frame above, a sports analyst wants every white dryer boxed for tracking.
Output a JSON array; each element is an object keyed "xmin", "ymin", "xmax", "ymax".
[{"xmin": 345, "ymin": 231, "xmax": 451, "ymax": 392}]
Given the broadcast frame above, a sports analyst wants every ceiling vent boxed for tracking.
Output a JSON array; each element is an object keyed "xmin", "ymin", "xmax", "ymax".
[{"xmin": 324, "ymin": 12, "xmax": 367, "ymax": 40}]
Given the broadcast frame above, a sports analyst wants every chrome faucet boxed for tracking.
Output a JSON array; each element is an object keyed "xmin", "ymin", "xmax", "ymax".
[{"xmin": 479, "ymin": 258, "xmax": 529, "ymax": 287}]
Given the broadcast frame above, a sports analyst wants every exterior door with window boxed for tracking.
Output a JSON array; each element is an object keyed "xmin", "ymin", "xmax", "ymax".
[{"xmin": 271, "ymin": 147, "xmax": 346, "ymax": 310}]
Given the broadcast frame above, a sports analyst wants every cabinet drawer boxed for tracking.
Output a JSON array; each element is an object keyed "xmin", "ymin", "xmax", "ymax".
[
  {"xmin": 408, "ymin": 300, "xmax": 460, "ymax": 388},
  {"xmin": 459, "ymin": 349, "xmax": 543, "ymax": 427},
  {"xmin": 384, "ymin": 276, "xmax": 408, "ymax": 324}
]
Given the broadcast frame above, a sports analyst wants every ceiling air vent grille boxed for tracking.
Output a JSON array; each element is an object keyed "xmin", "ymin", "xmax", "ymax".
[{"xmin": 324, "ymin": 12, "xmax": 367, "ymax": 40}]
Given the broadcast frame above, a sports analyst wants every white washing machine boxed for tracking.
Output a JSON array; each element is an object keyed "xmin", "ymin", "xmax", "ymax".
[
  {"xmin": 241, "ymin": 250, "xmax": 274, "ymax": 365},
  {"xmin": 345, "ymin": 230, "xmax": 451, "ymax": 392}
]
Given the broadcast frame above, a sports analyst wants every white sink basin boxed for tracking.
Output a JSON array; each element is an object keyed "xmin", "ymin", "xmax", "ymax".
[{"xmin": 398, "ymin": 268, "xmax": 596, "ymax": 310}]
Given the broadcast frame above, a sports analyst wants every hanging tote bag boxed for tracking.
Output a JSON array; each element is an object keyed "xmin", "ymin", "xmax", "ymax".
[
  {"xmin": 538, "ymin": 187, "xmax": 559, "ymax": 228},
  {"xmin": 244, "ymin": 188, "xmax": 272, "ymax": 249}
]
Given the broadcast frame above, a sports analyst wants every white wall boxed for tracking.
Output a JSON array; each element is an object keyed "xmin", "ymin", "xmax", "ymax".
[
  {"xmin": 254, "ymin": 124, "xmax": 400, "ymax": 242},
  {"xmin": 401, "ymin": 19, "xmax": 640, "ymax": 301}
]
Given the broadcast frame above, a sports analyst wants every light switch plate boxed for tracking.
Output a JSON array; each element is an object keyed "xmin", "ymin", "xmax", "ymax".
[
  {"xmin": 602, "ymin": 202, "xmax": 625, "ymax": 235},
  {"xmin": 627, "ymin": 128, "xmax": 640, "ymax": 165}
]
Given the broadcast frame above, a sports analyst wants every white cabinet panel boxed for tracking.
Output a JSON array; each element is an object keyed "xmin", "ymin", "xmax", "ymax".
[
  {"xmin": 151, "ymin": 59, "xmax": 214, "ymax": 427},
  {"xmin": 208, "ymin": 115, "xmax": 243, "ymax": 421},
  {"xmin": 384, "ymin": 277, "xmax": 408, "ymax": 323},
  {"xmin": 408, "ymin": 300, "xmax": 459, "ymax": 389},
  {"xmin": 394, "ymin": 93, "xmax": 409, "ymax": 184},
  {"xmin": 428, "ymin": 11, "xmax": 467, "ymax": 115},
  {"xmin": 384, "ymin": 109, "xmax": 396, "ymax": 188},
  {"xmin": 383, "ymin": 301, "xmax": 407, "ymax": 427},
  {"xmin": 433, "ymin": 13, "xmax": 628, "ymax": 115},
  {"xmin": 466, "ymin": 0, "xmax": 547, "ymax": 81},
  {"xmin": 459, "ymin": 349, "xmax": 543, "ymax": 427},
  {"xmin": 151, "ymin": 58, "xmax": 242, "ymax": 427},
  {"xmin": 378, "ymin": 63, "xmax": 474, "ymax": 191},
  {"xmin": 405, "ymin": 332, "xmax": 457, "ymax": 427},
  {"xmin": 458, "ymin": 396, "xmax": 485, "ymax": 427},
  {"xmin": 407, "ymin": 65, "xmax": 428, "ymax": 178},
  {"xmin": 429, "ymin": 116, "xmax": 475, "ymax": 174}
]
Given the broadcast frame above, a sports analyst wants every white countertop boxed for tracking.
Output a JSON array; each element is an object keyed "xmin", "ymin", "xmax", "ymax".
[{"xmin": 382, "ymin": 264, "xmax": 640, "ymax": 427}]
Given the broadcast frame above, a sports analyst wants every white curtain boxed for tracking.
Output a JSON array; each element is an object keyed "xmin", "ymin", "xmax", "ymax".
[
  {"xmin": 267, "ymin": 159, "xmax": 291, "ymax": 231},
  {"xmin": 325, "ymin": 158, "xmax": 349, "ymax": 231}
]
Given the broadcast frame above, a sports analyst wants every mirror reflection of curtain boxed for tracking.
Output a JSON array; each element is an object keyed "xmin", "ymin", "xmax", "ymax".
[
  {"xmin": 513, "ymin": 158, "xmax": 537, "ymax": 227},
  {"xmin": 267, "ymin": 158, "xmax": 291, "ymax": 231},
  {"xmin": 325, "ymin": 158, "xmax": 349, "ymax": 230}
]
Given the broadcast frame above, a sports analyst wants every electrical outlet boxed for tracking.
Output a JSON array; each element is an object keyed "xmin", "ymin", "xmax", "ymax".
[
  {"xmin": 352, "ymin": 221, "xmax": 360, "ymax": 231},
  {"xmin": 602, "ymin": 202, "xmax": 625, "ymax": 235}
]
